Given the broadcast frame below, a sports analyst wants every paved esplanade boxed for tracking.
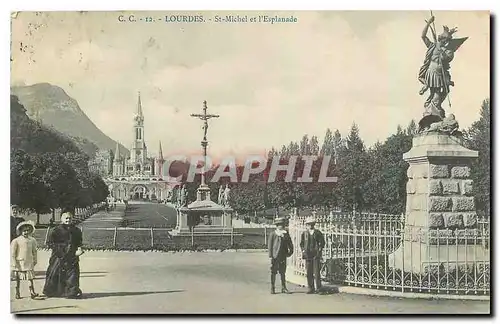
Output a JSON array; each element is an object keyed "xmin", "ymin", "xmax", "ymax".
[
  {"xmin": 80, "ymin": 202, "xmax": 177, "ymax": 229},
  {"xmin": 11, "ymin": 250, "xmax": 489, "ymax": 314}
]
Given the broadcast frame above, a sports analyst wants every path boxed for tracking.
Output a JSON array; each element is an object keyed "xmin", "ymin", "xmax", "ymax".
[
  {"xmin": 119, "ymin": 202, "xmax": 176, "ymax": 228},
  {"xmin": 11, "ymin": 251, "xmax": 489, "ymax": 314},
  {"xmin": 79, "ymin": 204, "xmax": 126, "ymax": 228},
  {"xmin": 79, "ymin": 202, "xmax": 176, "ymax": 229}
]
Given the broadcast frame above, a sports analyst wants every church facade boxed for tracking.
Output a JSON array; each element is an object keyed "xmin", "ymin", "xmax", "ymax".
[{"xmin": 103, "ymin": 93, "xmax": 177, "ymax": 201}]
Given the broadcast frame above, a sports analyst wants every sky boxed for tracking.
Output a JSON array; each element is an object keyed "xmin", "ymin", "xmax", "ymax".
[{"xmin": 10, "ymin": 10, "xmax": 490, "ymax": 159}]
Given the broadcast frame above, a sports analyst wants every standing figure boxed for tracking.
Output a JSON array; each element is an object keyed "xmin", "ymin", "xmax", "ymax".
[
  {"xmin": 418, "ymin": 15, "xmax": 467, "ymax": 121},
  {"xmin": 175, "ymin": 185, "xmax": 182, "ymax": 208},
  {"xmin": 223, "ymin": 184, "xmax": 231, "ymax": 207},
  {"xmin": 300, "ymin": 216, "xmax": 325, "ymax": 294},
  {"xmin": 268, "ymin": 217, "xmax": 294, "ymax": 294},
  {"xmin": 11, "ymin": 220, "xmax": 44, "ymax": 300},
  {"xmin": 218, "ymin": 185, "xmax": 224, "ymax": 205},
  {"xmin": 42, "ymin": 212, "xmax": 84, "ymax": 299},
  {"xmin": 180, "ymin": 185, "xmax": 188, "ymax": 207}
]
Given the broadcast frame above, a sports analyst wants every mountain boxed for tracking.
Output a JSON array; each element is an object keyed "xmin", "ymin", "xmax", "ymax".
[
  {"xmin": 10, "ymin": 94, "xmax": 85, "ymax": 156},
  {"xmin": 11, "ymin": 83, "xmax": 129, "ymax": 157}
]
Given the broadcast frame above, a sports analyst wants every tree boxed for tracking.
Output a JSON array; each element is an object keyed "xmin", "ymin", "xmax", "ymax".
[
  {"xmin": 406, "ymin": 119, "xmax": 418, "ymax": 136},
  {"xmin": 333, "ymin": 129, "xmax": 344, "ymax": 164},
  {"xmin": 288, "ymin": 141, "xmax": 300, "ymax": 156},
  {"xmin": 299, "ymin": 135, "xmax": 310, "ymax": 155},
  {"xmin": 230, "ymin": 168, "xmax": 266, "ymax": 214},
  {"xmin": 24, "ymin": 153, "xmax": 81, "ymax": 221},
  {"xmin": 90, "ymin": 173, "xmax": 110, "ymax": 204},
  {"xmin": 11, "ymin": 94, "xmax": 111, "ymax": 220},
  {"xmin": 279, "ymin": 145, "xmax": 288, "ymax": 158},
  {"xmin": 65, "ymin": 151, "xmax": 94, "ymax": 209},
  {"xmin": 303, "ymin": 156, "xmax": 338, "ymax": 211},
  {"xmin": 267, "ymin": 147, "xmax": 278, "ymax": 159},
  {"xmin": 11, "ymin": 151, "xmax": 51, "ymax": 224},
  {"xmin": 368, "ymin": 130, "xmax": 412, "ymax": 214},
  {"xmin": 320, "ymin": 128, "xmax": 334, "ymax": 156},
  {"xmin": 309, "ymin": 135, "xmax": 320, "ymax": 156},
  {"xmin": 363, "ymin": 142, "xmax": 385, "ymax": 211},
  {"xmin": 464, "ymin": 99, "xmax": 491, "ymax": 216},
  {"xmin": 264, "ymin": 156, "xmax": 290, "ymax": 212},
  {"xmin": 336, "ymin": 123, "xmax": 370, "ymax": 211}
]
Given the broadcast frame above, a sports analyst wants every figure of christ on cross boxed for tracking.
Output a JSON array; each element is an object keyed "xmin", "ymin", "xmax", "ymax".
[
  {"xmin": 190, "ymin": 101, "xmax": 220, "ymax": 186},
  {"xmin": 191, "ymin": 101, "xmax": 220, "ymax": 142}
]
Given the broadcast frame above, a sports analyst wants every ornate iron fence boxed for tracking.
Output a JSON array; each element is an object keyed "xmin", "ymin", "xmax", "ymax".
[{"xmin": 288, "ymin": 211, "xmax": 490, "ymax": 297}]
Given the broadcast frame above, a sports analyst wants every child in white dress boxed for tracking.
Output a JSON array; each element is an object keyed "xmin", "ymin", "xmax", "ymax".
[{"xmin": 11, "ymin": 220, "xmax": 43, "ymax": 300}]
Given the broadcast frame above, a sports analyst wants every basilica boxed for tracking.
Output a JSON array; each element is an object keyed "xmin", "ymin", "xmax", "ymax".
[{"xmin": 103, "ymin": 93, "xmax": 177, "ymax": 201}]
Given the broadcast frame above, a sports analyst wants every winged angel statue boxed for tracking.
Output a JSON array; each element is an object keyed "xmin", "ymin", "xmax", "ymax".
[{"xmin": 417, "ymin": 13, "xmax": 468, "ymax": 134}]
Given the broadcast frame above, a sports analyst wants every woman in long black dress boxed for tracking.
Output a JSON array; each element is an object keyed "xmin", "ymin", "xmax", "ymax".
[{"xmin": 42, "ymin": 212, "xmax": 84, "ymax": 299}]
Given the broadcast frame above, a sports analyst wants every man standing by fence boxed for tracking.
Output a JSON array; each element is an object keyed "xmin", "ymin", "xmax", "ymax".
[
  {"xmin": 300, "ymin": 216, "xmax": 325, "ymax": 294},
  {"xmin": 268, "ymin": 217, "xmax": 294, "ymax": 294}
]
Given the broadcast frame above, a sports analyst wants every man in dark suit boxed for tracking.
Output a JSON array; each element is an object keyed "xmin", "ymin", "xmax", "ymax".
[
  {"xmin": 268, "ymin": 217, "xmax": 294, "ymax": 294},
  {"xmin": 300, "ymin": 216, "xmax": 325, "ymax": 294}
]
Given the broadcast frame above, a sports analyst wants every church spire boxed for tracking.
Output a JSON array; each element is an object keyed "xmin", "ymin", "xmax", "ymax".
[
  {"xmin": 136, "ymin": 91, "xmax": 143, "ymax": 117},
  {"xmin": 158, "ymin": 141, "xmax": 164, "ymax": 160},
  {"xmin": 114, "ymin": 142, "xmax": 120, "ymax": 160}
]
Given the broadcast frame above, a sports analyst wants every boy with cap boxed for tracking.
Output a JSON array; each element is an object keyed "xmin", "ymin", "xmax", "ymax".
[
  {"xmin": 300, "ymin": 216, "xmax": 325, "ymax": 294},
  {"xmin": 268, "ymin": 217, "xmax": 294, "ymax": 294}
]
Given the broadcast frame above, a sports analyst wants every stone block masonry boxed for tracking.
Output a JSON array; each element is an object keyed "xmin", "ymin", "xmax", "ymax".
[
  {"xmin": 385, "ymin": 110, "xmax": 488, "ymax": 278},
  {"xmin": 441, "ymin": 180, "xmax": 460, "ymax": 194},
  {"xmin": 452, "ymin": 197, "xmax": 476, "ymax": 212},
  {"xmin": 430, "ymin": 164, "xmax": 449, "ymax": 178},
  {"xmin": 451, "ymin": 166, "xmax": 471, "ymax": 178},
  {"xmin": 461, "ymin": 180, "xmax": 474, "ymax": 196},
  {"xmin": 429, "ymin": 197, "xmax": 452, "ymax": 212}
]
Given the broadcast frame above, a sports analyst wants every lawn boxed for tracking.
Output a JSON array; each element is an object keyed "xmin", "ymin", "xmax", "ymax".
[{"xmin": 33, "ymin": 227, "xmax": 269, "ymax": 251}]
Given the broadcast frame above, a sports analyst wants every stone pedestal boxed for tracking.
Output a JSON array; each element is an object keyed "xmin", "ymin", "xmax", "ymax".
[
  {"xmin": 170, "ymin": 184, "xmax": 234, "ymax": 236},
  {"xmin": 388, "ymin": 133, "xmax": 489, "ymax": 273}
]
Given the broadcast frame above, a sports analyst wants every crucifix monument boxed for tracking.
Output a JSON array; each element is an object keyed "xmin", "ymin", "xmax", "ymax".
[
  {"xmin": 190, "ymin": 100, "xmax": 220, "ymax": 201},
  {"xmin": 170, "ymin": 101, "xmax": 234, "ymax": 236}
]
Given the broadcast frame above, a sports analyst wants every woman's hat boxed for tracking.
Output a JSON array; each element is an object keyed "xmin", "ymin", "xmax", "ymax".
[
  {"xmin": 305, "ymin": 216, "xmax": 317, "ymax": 224},
  {"xmin": 16, "ymin": 220, "xmax": 36, "ymax": 235}
]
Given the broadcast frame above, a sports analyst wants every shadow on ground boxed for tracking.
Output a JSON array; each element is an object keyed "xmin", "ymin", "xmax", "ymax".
[
  {"xmin": 288, "ymin": 285, "xmax": 340, "ymax": 295},
  {"xmin": 13, "ymin": 306, "xmax": 78, "ymax": 314},
  {"xmin": 28, "ymin": 271, "xmax": 108, "ymax": 281},
  {"xmin": 80, "ymin": 290, "xmax": 184, "ymax": 299},
  {"xmin": 35, "ymin": 271, "xmax": 107, "ymax": 277}
]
